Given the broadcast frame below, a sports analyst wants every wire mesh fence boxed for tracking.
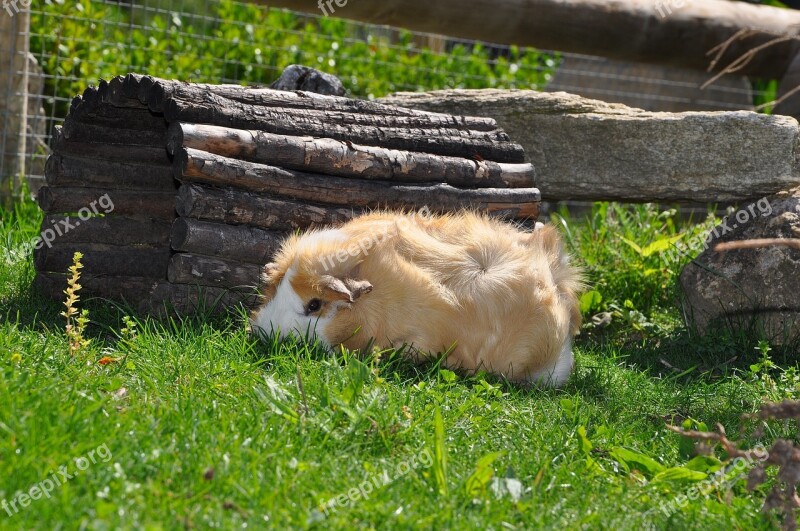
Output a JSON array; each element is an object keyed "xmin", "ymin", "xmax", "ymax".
[{"xmin": 1, "ymin": 0, "xmax": 774, "ymax": 201}]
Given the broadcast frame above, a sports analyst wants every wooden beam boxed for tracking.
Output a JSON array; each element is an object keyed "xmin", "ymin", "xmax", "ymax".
[
  {"xmin": 174, "ymin": 148, "xmax": 541, "ymax": 218},
  {"xmin": 45, "ymin": 153, "xmax": 176, "ymax": 190},
  {"xmin": 168, "ymin": 253, "xmax": 261, "ymax": 289},
  {"xmin": 37, "ymin": 186, "xmax": 176, "ymax": 219},
  {"xmin": 160, "ymin": 91, "xmax": 524, "ymax": 163},
  {"xmin": 171, "ymin": 218, "xmax": 285, "ymax": 265},
  {"xmin": 264, "ymin": 0, "xmax": 800, "ymax": 79},
  {"xmin": 34, "ymin": 243, "xmax": 170, "ymax": 278},
  {"xmin": 42, "ymin": 216, "xmax": 171, "ymax": 246},
  {"xmin": 175, "ymin": 183, "xmax": 355, "ymax": 231},
  {"xmin": 168, "ymin": 123, "xmax": 535, "ymax": 188}
]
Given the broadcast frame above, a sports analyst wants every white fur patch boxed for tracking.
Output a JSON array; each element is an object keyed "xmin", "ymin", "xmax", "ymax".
[
  {"xmin": 250, "ymin": 267, "xmax": 334, "ymax": 345},
  {"xmin": 530, "ymin": 338, "xmax": 574, "ymax": 387}
]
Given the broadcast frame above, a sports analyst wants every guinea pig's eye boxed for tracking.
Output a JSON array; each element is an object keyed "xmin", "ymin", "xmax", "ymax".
[{"xmin": 305, "ymin": 298, "xmax": 322, "ymax": 315}]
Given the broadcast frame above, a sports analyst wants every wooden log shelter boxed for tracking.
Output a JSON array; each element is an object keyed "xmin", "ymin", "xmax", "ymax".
[{"xmin": 33, "ymin": 72, "xmax": 539, "ymax": 314}]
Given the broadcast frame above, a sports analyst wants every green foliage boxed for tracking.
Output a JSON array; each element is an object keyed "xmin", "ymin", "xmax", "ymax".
[
  {"xmin": 31, "ymin": 0, "xmax": 556, "ymax": 123},
  {"xmin": 2, "ymin": 191, "xmax": 794, "ymax": 528},
  {"xmin": 556, "ymin": 202, "xmax": 718, "ymax": 330}
]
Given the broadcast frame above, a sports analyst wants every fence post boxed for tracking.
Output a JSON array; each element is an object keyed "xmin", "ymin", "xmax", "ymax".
[{"xmin": 0, "ymin": 7, "xmax": 30, "ymax": 205}]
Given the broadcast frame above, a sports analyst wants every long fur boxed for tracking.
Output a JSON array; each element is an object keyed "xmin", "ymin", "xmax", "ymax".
[{"xmin": 250, "ymin": 210, "xmax": 584, "ymax": 386}]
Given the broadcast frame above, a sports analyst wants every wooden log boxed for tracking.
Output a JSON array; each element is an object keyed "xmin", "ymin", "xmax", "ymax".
[
  {"xmin": 37, "ymin": 186, "xmax": 176, "ymax": 219},
  {"xmin": 139, "ymin": 75, "xmax": 486, "ymax": 122},
  {"xmin": 176, "ymin": 183, "xmax": 355, "ymax": 230},
  {"xmin": 34, "ymin": 243, "xmax": 170, "ymax": 278},
  {"xmin": 264, "ymin": 0, "xmax": 800, "ymax": 79},
  {"xmin": 62, "ymin": 121, "xmax": 166, "ymax": 147},
  {"xmin": 69, "ymin": 95, "xmax": 82, "ymax": 116},
  {"xmin": 175, "ymin": 148, "xmax": 540, "ymax": 218},
  {"xmin": 168, "ymin": 123, "xmax": 535, "ymax": 188},
  {"xmin": 34, "ymin": 272, "xmax": 161, "ymax": 307},
  {"xmin": 123, "ymin": 73, "xmax": 145, "ymax": 99},
  {"xmin": 147, "ymin": 281, "xmax": 260, "ymax": 315},
  {"xmin": 162, "ymin": 93, "xmax": 524, "ymax": 163},
  {"xmin": 52, "ymin": 133, "xmax": 172, "ymax": 167},
  {"xmin": 41, "ymin": 215, "xmax": 171, "ymax": 246},
  {"xmin": 45, "ymin": 153, "xmax": 176, "ymax": 190},
  {"xmin": 106, "ymin": 75, "xmax": 147, "ymax": 107},
  {"xmin": 171, "ymin": 218, "xmax": 285, "ymax": 264},
  {"xmin": 70, "ymin": 98, "xmax": 166, "ymax": 131},
  {"xmin": 101, "ymin": 74, "xmax": 150, "ymax": 110},
  {"xmin": 161, "ymin": 94, "xmax": 498, "ymax": 132},
  {"xmin": 35, "ymin": 271, "xmax": 258, "ymax": 315},
  {"xmin": 168, "ymin": 253, "xmax": 261, "ymax": 289}
]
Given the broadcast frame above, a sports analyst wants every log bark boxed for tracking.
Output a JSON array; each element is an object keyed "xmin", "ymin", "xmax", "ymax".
[
  {"xmin": 70, "ymin": 96, "xmax": 166, "ymax": 131},
  {"xmin": 162, "ymin": 93, "xmax": 524, "ymax": 163},
  {"xmin": 175, "ymin": 148, "xmax": 540, "ymax": 218},
  {"xmin": 164, "ymin": 95, "xmax": 498, "ymax": 132},
  {"xmin": 136, "ymin": 75, "xmax": 486, "ymax": 122},
  {"xmin": 41, "ymin": 215, "xmax": 171, "ymax": 246},
  {"xmin": 37, "ymin": 186, "xmax": 176, "ymax": 219},
  {"xmin": 168, "ymin": 123, "xmax": 534, "ymax": 188},
  {"xmin": 45, "ymin": 153, "xmax": 176, "ymax": 190},
  {"xmin": 52, "ymin": 133, "xmax": 172, "ymax": 167},
  {"xmin": 34, "ymin": 272, "xmax": 258, "ymax": 314},
  {"xmin": 105, "ymin": 75, "xmax": 151, "ymax": 109},
  {"xmin": 34, "ymin": 243, "xmax": 170, "ymax": 278},
  {"xmin": 176, "ymin": 183, "xmax": 355, "ymax": 230},
  {"xmin": 168, "ymin": 252, "xmax": 262, "ymax": 289},
  {"xmin": 171, "ymin": 218, "xmax": 285, "ymax": 264},
  {"xmin": 62, "ymin": 120, "xmax": 166, "ymax": 147},
  {"xmin": 34, "ymin": 272, "xmax": 161, "ymax": 307},
  {"xmin": 147, "ymin": 281, "xmax": 260, "ymax": 315},
  {"xmin": 263, "ymin": 0, "xmax": 800, "ymax": 79}
]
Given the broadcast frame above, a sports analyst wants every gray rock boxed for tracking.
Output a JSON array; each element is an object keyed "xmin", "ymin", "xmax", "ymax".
[
  {"xmin": 270, "ymin": 64, "xmax": 346, "ymax": 97},
  {"xmin": 379, "ymin": 89, "xmax": 800, "ymax": 204},
  {"xmin": 679, "ymin": 187, "xmax": 800, "ymax": 344}
]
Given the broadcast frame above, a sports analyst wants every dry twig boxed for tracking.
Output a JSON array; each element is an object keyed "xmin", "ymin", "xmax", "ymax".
[{"xmin": 714, "ymin": 239, "xmax": 800, "ymax": 252}]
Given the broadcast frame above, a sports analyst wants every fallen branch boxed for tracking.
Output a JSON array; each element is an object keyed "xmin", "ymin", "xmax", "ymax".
[{"xmin": 714, "ymin": 239, "xmax": 800, "ymax": 252}]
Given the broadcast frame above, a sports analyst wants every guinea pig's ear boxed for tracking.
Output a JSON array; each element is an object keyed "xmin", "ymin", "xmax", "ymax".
[
  {"xmin": 320, "ymin": 275, "xmax": 373, "ymax": 303},
  {"xmin": 261, "ymin": 262, "xmax": 279, "ymax": 283}
]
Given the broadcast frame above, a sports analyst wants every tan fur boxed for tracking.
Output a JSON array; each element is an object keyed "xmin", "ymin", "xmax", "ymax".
[{"xmin": 252, "ymin": 211, "xmax": 584, "ymax": 384}]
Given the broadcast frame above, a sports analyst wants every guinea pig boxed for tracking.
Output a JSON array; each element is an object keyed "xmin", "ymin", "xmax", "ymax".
[{"xmin": 249, "ymin": 210, "xmax": 584, "ymax": 386}]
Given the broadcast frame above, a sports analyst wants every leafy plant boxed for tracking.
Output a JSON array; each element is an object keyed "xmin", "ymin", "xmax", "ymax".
[
  {"xmin": 30, "ymin": 0, "xmax": 556, "ymax": 129},
  {"xmin": 61, "ymin": 251, "xmax": 89, "ymax": 355}
]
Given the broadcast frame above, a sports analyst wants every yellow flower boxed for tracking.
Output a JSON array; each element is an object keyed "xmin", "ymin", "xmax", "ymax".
[{"xmin": 10, "ymin": 352, "xmax": 22, "ymax": 364}]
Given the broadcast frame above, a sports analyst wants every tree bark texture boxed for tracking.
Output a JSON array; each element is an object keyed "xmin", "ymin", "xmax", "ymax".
[
  {"xmin": 168, "ymin": 123, "xmax": 534, "ymax": 188},
  {"xmin": 175, "ymin": 148, "xmax": 540, "ymax": 218}
]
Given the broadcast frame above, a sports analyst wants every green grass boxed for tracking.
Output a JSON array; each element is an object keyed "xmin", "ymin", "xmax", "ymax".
[{"xmin": 1, "ymin": 196, "xmax": 798, "ymax": 529}]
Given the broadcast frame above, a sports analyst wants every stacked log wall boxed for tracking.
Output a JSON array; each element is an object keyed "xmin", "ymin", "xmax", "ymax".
[{"xmin": 34, "ymin": 73, "xmax": 540, "ymax": 315}]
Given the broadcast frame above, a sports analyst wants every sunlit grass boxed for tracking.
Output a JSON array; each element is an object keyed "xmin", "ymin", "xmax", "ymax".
[{"xmin": 0, "ymin": 197, "xmax": 794, "ymax": 529}]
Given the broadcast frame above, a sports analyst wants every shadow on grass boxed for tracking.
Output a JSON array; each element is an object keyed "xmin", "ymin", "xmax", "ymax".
[
  {"xmin": 579, "ymin": 313, "xmax": 800, "ymax": 388},
  {"xmin": 0, "ymin": 272, "xmax": 245, "ymax": 347}
]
